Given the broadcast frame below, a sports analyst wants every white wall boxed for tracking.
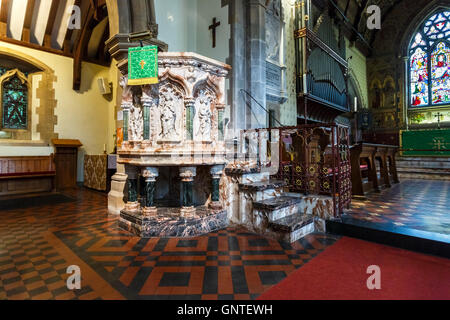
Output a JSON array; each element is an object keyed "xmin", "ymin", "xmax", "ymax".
[
  {"xmin": 155, "ymin": 0, "xmax": 197, "ymax": 52},
  {"xmin": 155, "ymin": 0, "xmax": 231, "ymax": 120},
  {"xmin": 155, "ymin": 0, "xmax": 229, "ymax": 63},
  {"xmin": 195, "ymin": 0, "xmax": 229, "ymax": 64}
]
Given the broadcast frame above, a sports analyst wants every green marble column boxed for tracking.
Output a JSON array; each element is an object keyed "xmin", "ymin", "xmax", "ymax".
[
  {"xmin": 209, "ymin": 165, "xmax": 223, "ymax": 210},
  {"xmin": 141, "ymin": 167, "xmax": 159, "ymax": 216},
  {"xmin": 127, "ymin": 178, "xmax": 137, "ymax": 203},
  {"xmin": 218, "ymin": 109, "xmax": 224, "ymax": 141},
  {"xmin": 180, "ymin": 167, "xmax": 196, "ymax": 217},
  {"xmin": 211, "ymin": 178, "xmax": 220, "ymax": 202},
  {"xmin": 123, "ymin": 110, "xmax": 129, "ymax": 142},
  {"xmin": 143, "ymin": 106, "xmax": 150, "ymax": 140},
  {"xmin": 185, "ymin": 101, "xmax": 194, "ymax": 140},
  {"xmin": 182, "ymin": 181, "xmax": 194, "ymax": 207},
  {"xmin": 145, "ymin": 180, "xmax": 156, "ymax": 207}
]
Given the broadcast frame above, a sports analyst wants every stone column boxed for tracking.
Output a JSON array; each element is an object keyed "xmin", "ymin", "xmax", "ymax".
[
  {"xmin": 180, "ymin": 167, "xmax": 197, "ymax": 218},
  {"xmin": 141, "ymin": 89, "xmax": 152, "ymax": 141},
  {"xmin": 209, "ymin": 165, "xmax": 224, "ymax": 210},
  {"xmin": 108, "ymin": 162, "xmax": 127, "ymax": 215},
  {"xmin": 185, "ymin": 99, "xmax": 195, "ymax": 140},
  {"xmin": 247, "ymin": 0, "xmax": 267, "ymax": 129},
  {"xmin": 141, "ymin": 167, "xmax": 159, "ymax": 216},
  {"xmin": 122, "ymin": 102, "xmax": 132, "ymax": 142},
  {"xmin": 124, "ymin": 164, "xmax": 140, "ymax": 211}
]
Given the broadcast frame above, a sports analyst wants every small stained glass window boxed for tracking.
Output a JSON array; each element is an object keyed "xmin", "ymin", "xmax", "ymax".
[
  {"xmin": 2, "ymin": 74, "xmax": 28, "ymax": 130},
  {"xmin": 409, "ymin": 10, "xmax": 450, "ymax": 108}
]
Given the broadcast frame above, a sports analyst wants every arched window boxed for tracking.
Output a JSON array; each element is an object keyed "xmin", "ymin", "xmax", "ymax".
[
  {"xmin": 0, "ymin": 68, "xmax": 29, "ymax": 131},
  {"xmin": 409, "ymin": 10, "xmax": 450, "ymax": 108}
]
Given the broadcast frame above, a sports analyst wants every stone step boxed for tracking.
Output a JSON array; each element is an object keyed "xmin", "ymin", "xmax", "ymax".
[
  {"xmin": 396, "ymin": 156, "xmax": 450, "ymax": 162},
  {"xmin": 253, "ymin": 195, "xmax": 302, "ymax": 222},
  {"xmin": 268, "ymin": 214, "xmax": 315, "ymax": 243},
  {"xmin": 396, "ymin": 156, "xmax": 450, "ymax": 170},
  {"xmin": 239, "ymin": 180, "xmax": 287, "ymax": 192},
  {"xmin": 396, "ymin": 161, "xmax": 450, "ymax": 169},
  {"xmin": 397, "ymin": 167, "xmax": 450, "ymax": 175},
  {"xmin": 398, "ymin": 173, "xmax": 450, "ymax": 181}
]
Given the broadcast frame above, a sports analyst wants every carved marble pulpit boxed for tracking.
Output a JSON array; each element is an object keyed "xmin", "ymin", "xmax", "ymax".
[{"xmin": 114, "ymin": 52, "xmax": 231, "ymax": 237}]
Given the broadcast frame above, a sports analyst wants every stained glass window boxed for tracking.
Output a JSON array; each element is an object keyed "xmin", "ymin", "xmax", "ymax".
[
  {"xmin": 411, "ymin": 48, "xmax": 429, "ymax": 106},
  {"xmin": 2, "ymin": 74, "xmax": 28, "ymax": 130},
  {"xmin": 409, "ymin": 10, "xmax": 450, "ymax": 108},
  {"xmin": 431, "ymin": 42, "xmax": 450, "ymax": 104}
]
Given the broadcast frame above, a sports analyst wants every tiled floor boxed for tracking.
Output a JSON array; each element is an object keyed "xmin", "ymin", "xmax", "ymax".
[
  {"xmin": 345, "ymin": 179, "xmax": 450, "ymax": 237},
  {"xmin": 0, "ymin": 188, "xmax": 339, "ymax": 300}
]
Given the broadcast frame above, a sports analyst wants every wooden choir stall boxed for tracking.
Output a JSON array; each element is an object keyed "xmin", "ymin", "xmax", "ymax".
[{"xmin": 350, "ymin": 143, "xmax": 399, "ymax": 196}]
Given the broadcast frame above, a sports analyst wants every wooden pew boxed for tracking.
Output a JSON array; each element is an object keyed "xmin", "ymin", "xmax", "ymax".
[
  {"xmin": 350, "ymin": 143, "xmax": 399, "ymax": 196},
  {"xmin": 0, "ymin": 156, "xmax": 56, "ymax": 198}
]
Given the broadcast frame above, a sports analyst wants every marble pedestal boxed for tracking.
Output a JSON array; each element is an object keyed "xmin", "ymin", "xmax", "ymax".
[{"xmin": 119, "ymin": 206, "xmax": 228, "ymax": 238}]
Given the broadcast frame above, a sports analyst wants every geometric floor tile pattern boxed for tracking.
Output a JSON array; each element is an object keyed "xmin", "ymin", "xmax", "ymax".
[
  {"xmin": 346, "ymin": 179, "xmax": 450, "ymax": 236},
  {"xmin": 0, "ymin": 187, "xmax": 339, "ymax": 300}
]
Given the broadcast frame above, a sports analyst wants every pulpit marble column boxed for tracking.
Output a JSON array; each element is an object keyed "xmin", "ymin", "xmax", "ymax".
[
  {"xmin": 209, "ymin": 165, "xmax": 224, "ymax": 210},
  {"xmin": 142, "ymin": 167, "xmax": 159, "ymax": 216},
  {"xmin": 180, "ymin": 167, "xmax": 197, "ymax": 218},
  {"xmin": 124, "ymin": 164, "xmax": 139, "ymax": 211}
]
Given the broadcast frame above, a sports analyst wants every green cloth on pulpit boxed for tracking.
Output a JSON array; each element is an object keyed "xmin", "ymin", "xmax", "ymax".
[{"xmin": 128, "ymin": 46, "xmax": 159, "ymax": 85}]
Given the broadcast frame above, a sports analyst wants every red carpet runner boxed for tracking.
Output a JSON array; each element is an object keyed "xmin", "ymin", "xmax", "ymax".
[{"xmin": 258, "ymin": 237, "xmax": 450, "ymax": 300}]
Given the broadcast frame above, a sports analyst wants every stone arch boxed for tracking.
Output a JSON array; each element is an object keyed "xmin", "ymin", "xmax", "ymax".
[
  {"xmin": 159, "ymin": 70, "xmax": 189, "ymax": 97},
  {"xmin": 0, "ymin": 47, "xmax": 57, "ymax": 142},
  {"xmin": 193, "ymin": 77, "xmax": 221, "ymax": 103},
  {"xmin": 348, "ymin": 69, "xmax": 366, "ymax": 110}
]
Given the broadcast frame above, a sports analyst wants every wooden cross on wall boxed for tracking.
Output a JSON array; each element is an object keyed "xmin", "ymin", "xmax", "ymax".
[{"xmin": 209, "ymin": 17, "xmax": 221, "ymax": 48}]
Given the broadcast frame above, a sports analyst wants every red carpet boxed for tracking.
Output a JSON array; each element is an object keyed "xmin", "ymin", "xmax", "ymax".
[{"xmin": 258, "ymin": 237, "xmax": 450, "ymax": 300}]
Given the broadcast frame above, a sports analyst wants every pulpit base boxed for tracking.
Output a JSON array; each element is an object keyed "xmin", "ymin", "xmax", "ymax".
[{"xmin": 119, "ymin": 206, "xmax": 228, "ymax": 238}]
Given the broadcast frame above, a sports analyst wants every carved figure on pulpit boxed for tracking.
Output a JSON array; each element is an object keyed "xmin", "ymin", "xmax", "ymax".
[
  {"xmin": 160, "ymin": 94, "xmax": 177, "ymax": 140},
  {"xmin": 119, "ymin": 76, "xmax": 133, "ymax": 107},
  {"xmin": 196, "ymin": 91, "xmax": 213, "ymax": 140},
  {"xmin": 129, "ymin": 91, "xmax": 143, "ymax": 141}
]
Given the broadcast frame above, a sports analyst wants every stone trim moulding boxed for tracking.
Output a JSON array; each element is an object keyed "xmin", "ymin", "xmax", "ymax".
[{"xmin": 0, "ymin": 47, "xmax": 58, "ymax": 145}]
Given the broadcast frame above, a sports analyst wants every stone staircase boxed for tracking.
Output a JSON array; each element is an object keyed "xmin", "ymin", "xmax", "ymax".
[
  {"xmin": 237, "ymin": 179, "xmax": 330, "ymax": 243},
  {"xmin": 396, "ymin": 156, "xmax": 450, "ymax": 180},
  {"xmin": 226, "ymin": 166, "xmax": 335, "ymax": 243}
]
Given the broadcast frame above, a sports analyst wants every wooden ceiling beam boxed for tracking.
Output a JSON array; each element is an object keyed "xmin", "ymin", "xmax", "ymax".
[
  {"xmin": 350, "ymin": 0, "xmax": 369, "ymax": 41},
  {"xmin": 63, "ymin": 0, "xmax": 82, "ymax": 54},
  {"xmin": 21, "ymin": 0, "xmax": 36, "ymax": 43},
  {"xmin": 73, "ymin": 3, "xmax": 95, "ymax": 90},
  {"xmin": 43, "ymin": 0, "xmax": 60, "ymax": 48},
  {"xmin": 0, "ymin": 0, "xmax": 9, "ymax": 36}
]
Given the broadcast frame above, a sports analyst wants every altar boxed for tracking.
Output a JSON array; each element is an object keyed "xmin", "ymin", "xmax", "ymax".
[{"xmin": 112, "ymin": 52, "xmax": 231, "ymax": 237}]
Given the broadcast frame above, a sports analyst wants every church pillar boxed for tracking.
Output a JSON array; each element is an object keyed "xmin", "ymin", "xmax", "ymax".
[
  {"xmin": 180, "ymin": 167, "xmax": 197, "ymax": 218},
  {"xmin": 124, "ymin": 165, "xmax": 140, "ymax": 211},
  {"xmin": 209, "ymin": 165, "xmax": 224, "ymax": 210},
  {"xmin": 141, "ymin": 167, "xmax": 159, "ymax": 216},
  {"xmin": 247, "ymin": 0, "xmax": 268, "ymax": 129},
  {"xmin": 229, "ymin": 0, "xmax": 248, "ymax": 133}
]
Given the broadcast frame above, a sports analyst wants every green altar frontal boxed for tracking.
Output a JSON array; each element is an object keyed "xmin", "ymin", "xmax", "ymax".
[{"xmin": 401, "ymin": 129, "xmax": 450, "ymax": 156}]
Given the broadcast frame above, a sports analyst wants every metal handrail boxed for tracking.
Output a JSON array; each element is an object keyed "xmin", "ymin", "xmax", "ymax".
[{"xmin": 240, "ymin": 89, "xmax": 284, "ymax": 127}]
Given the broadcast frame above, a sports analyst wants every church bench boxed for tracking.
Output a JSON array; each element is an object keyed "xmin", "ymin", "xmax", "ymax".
[
  {"xmin": 350, "ymin": 143, "xmax": 399, "ymax": 196},
  {"xmin": 0, "ymin": 156, "xmax": 56, "ymax": 198}
]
